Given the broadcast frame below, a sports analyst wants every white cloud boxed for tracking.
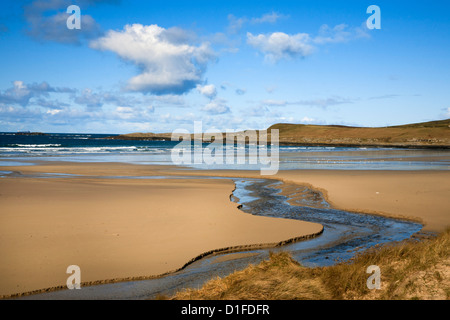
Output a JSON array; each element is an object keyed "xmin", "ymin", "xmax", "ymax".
[
  {"xmin": 227, "ymin": 14, "xmax": 247, "ymax": 34},
  {"xmin": 294, "ymin": 97, "xmax": 354, "ymax": 108},
  {"xmin": 247, "ymin": 23, "xmax": 371, "ymax": 63},
  {"xmin": 313, "ymin": 23, "xmax": 370, "ymax": 44},
  {"xmin": 74, "ymin": 88, "xmax": 103, "ymax": 110},
  {"xmin": 220, "ymin": 82, "xmax": 246, "ymax": 96},
  {"xmin": 202, "ymin": 98, "xmax": 231, "ymax": 115},
  {"xmin": 258, "ymin": 96, "xmax": 354, "ymax": 109},
  {"xmin": 227, "ymin": 11, "xmax": 286, "ymax": 35},
  {"xmin": 196, "ymin": 84, "xmax": 217, "ymax": 99},
  {"xmin": 443, "ymin": 107, "xmax": 450, "ymax": 118},
  {"xmin": 46, "ymin": 109, "xmax": 61, "ymax": 115},
  {"xmin": 251, "ymin": 12, "xmax": 285, "ymax": 24},
  {"xmin": 0, "ymin": 80, "xmax": 75, "ymax": 106},
  {"xmin": 90, "ymin": 24, "xmax": 216, "ymax": 95},
  {"xmin": 114, "ymin": 105, "xmax": 154, "ymax": 120},
  {"xmin": 247, "ymin": 32, "xmax": 314, "ymax": 63},
  {"xmin": 301, "ymin": 116, "xmax": 316, "ymax": 123},
  {"xmin": 313, "ymin": 24, "xmax": 352, "ymax": 44},
  {"xmin": 262, "ymin": 99, "xmax": 287, "ymax": 106},
  {"xmin": 273, "ymin": 116, "xmax": 295, "ymax": 123}
]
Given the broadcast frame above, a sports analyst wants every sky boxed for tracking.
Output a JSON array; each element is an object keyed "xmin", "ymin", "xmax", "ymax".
[{"xmin": 0, "ymin": 0, "xmax": 449, "ymax": 134}]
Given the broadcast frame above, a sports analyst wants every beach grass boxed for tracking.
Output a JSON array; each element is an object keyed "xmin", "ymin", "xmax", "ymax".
[{"xmin": 172, "ymin": 228, "xmax": 450, "ymax": 300}]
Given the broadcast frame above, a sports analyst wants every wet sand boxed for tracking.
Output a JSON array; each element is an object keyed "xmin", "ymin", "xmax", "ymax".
[
  {"xmin": 273, "ymin": 170, "xmax": 450, "ymax": 232},
  {"xmin": 0, "ymin": 163, "xmax": 322, "ymax": 297},
  {"xmin": 166, "ymin": 168, "xmax": 450, "ymax": 232},
  {"xmin": 0, "ymin": 161, "xmax": 449, "ymax": 297}
]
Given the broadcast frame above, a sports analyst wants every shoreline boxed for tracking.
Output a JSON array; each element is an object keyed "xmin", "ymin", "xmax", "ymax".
[{"xmin": 105, "ymin": 135, "xmax": 450, "ymax": 149}]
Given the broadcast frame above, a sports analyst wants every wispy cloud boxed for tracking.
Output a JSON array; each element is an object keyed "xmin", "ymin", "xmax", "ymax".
[
  {"xmin": 220, "ymin": 82, "xmax": 246, "ymax": 96},
  {"xmin": 251, "ymin": 12, "xmax": 287, "ymax": 24},
  {"xmin": 202, "ymin": 98, "xmax": 231, "ymax": 115},
  {"xmin": 227, "ymin": 11, "xmax": 286, "ymax": 35},
  {"xmin": 368, "ymin": 94, "xmax": 401, "ymax": 100},
  {"xmin": 73, "ymin": 88, "xmax": 104, "ymax": 110},
  {"xmin": 261, "ymin": 96, "xmax": 354, "ymax": 108},
  {"xmin": 301, "ymin": 116, "xmax": 316, "ymax": 123},
  {"xmin": 227, "ymin": 14, "xmax": 247, "ymax": 35},
  {"xmin": 261, "ymin": 99, "xmax": 288, "ymax": 107},
  {"xmin": 0, "ymin": 81, "xmax": 75, "ymax": 107},
  {"xmin": 296, "ymin": 97, "xmax": 355, "ymax": 108},
  {"xmin": 368, "ymin": 93, "xmax": 421, "ymax": 100},
  {"xmin": 248, "ymin": 23, "xmax": 371, "ymax": 63},
  {"xmin": 235, "ymin": 88, "xmax": 247, "ymax": 95},
  {"xmin": 442, "ymin": 107, "xmax": 450, "ymax": 118},
  {"xmin": 313, "ymin": 23, "xmax": 370, "ymax": 44}
]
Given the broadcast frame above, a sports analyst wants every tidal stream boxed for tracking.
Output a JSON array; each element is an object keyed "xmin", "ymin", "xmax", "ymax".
[{"xmin": 20, "ymin": 177, "xmax": 423, "ymax": 300}]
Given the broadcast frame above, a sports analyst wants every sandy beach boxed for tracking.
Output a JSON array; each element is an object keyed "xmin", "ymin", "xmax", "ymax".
[
  {"xmin": 0, "ymin": 162, "xmax": 322, "ymax": 297},
  {"xmin": 0, "ymin": 161, "xmax": 449, "ymax": 298}
]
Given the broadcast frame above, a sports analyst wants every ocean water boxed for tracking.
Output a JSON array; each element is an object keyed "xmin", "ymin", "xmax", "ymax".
[{"xmin": 1, "ymin": 132, "xmax": 449, "ymax": 170}]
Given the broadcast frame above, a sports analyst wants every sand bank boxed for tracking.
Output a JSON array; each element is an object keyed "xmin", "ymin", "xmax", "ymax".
[
  {"xmin": 1, "ymin": 162, "xmax": 449, "ymax": 297},
  {"xmin": 0, "ymin": 164, "xmax": 322, "ymax": 297},
  {"xmin": 272, "ymin": 170, "xmax": 450, "ymax": 232},
  {"xmin": 163, "ymin": 168, "xmax": 449, "ymax": 233}
]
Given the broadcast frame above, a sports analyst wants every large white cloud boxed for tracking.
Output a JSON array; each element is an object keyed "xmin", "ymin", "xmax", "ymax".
[
  {"xmin": 90, "ymin": 24, "xmax": 216, "ymax": 95},
  {"xmin": 247, "ymin": 32, "xmax": 314, "ymax": 62}
]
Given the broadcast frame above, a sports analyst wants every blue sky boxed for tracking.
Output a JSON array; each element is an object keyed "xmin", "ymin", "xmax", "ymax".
[{"xmin": 0, "ymin": 0, "xmax": 449, "ymax": 133}]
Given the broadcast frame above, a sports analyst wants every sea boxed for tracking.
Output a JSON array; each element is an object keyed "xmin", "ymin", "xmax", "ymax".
[{"xmin": 1, "ymin": 132, "xmax": 449, "ymax": 171}]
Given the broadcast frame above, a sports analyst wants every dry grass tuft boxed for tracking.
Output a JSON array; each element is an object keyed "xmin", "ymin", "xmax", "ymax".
[
  {"xmin": 172, "ymin": 228, "xmax": 450, "ymax": 300},
  {"xmin": 174, "ymin": 251, "xmax": 332, "ymax": 300}
]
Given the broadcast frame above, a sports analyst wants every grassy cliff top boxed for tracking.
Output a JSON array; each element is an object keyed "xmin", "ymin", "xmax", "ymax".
[
  {"xmin": 109, "ymin": 119, "xmax": 450, "ymax": 148},
  {"xmin": 267, "ymin": 119, "xmax": 450, "ymax": 148}
]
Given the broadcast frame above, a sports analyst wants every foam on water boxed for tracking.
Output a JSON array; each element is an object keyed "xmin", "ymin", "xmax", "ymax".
[{"xmin": 1, "ymin": 132, "xmax": 449, "ymax": 170}]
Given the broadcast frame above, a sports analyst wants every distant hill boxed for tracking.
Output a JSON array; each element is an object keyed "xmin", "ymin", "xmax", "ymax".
[
  {"xmin": 268, "ymin": 119, "xmax": 450, "ymax": 148},
  {"xmin": 107, "ymin": 119, "xmax": 450, "ymax": 148},
  {"xmin": 106, "ymin": 132, "xmax": 172, "ymax": 141},
  {"xmin": 14, "ymin": 131, "xmax": 48, "ymax": 136}
]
